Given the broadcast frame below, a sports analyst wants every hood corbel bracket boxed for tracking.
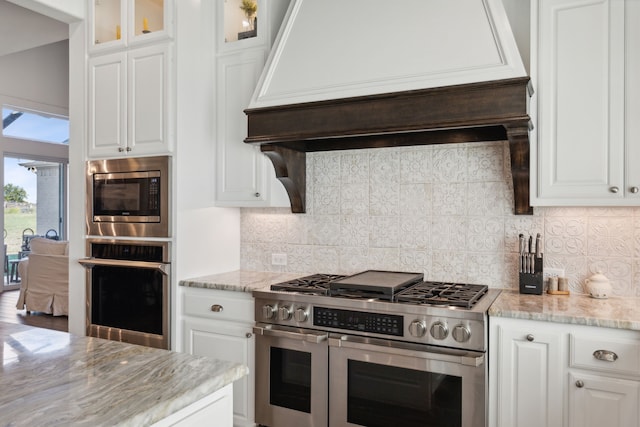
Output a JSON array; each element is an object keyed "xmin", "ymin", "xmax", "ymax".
[{"xmin": 261, "ymin": 145, "xmax": 306, "ymax": 213}]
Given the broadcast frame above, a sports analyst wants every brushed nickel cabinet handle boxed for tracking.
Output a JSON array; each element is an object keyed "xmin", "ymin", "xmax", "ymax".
[
  {"xmin": 575, "ymin": 380, "xmax": 584, "ymax": 388},
  {"xmin": 610, "ymin": 186, "xmax": 620, "ymax": 193},
  {"xmin": 526, "ymin": 334, "xmax": 534, "ymax": 342},
  {"xmin": 118, "ymin": 147, "xmax": 125, "ymax": 152},
  {"xmin": 126, "ymin": 146, "xmax": 132, "ymax": 152},
  {"xmin": 210, "ymin": 304, "xmax": 224, "ymax": 312},
  {"xmin": 593, "ymin": 349, "xmax": 618, "ymax": 362},
  {"xmin": 630, "ymin": 187, "xmax": 639, "ymax": 194},
  {"xmin": 254, "ymin": 192, "xmax": 260, "ymax": 197},
  {"xmin": 245, "ymin": 332, "xmax": 252, "ymax": 338}
]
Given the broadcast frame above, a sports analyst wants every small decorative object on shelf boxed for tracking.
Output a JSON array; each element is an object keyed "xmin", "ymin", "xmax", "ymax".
[
  {"xmin": 116, "ymin": 25, "xmax": 121, "ymax": 40},
  {"xmin": 142, "ymin": 17, "xmax": 150, "ymax": 34}
]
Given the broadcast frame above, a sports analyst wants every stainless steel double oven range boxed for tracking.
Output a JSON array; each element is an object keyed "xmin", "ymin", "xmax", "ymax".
[
  {"xmin": 79, "ymin": 156, "xmax": 171, "ymax": 349},
  {"xmin": 253, "ymin": 270, "xmax": 500, "ymax": 427}
]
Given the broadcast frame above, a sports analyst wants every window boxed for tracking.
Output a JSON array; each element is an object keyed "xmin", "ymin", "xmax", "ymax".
[{"xmin": 2, "ymin": 107, "xmax": 69, "ymax": 144}]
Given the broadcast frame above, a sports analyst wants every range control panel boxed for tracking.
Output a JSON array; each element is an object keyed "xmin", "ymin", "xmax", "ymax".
[{"xmin": 313, "ymin": 306, "xmax": 403, "ymax": 336}]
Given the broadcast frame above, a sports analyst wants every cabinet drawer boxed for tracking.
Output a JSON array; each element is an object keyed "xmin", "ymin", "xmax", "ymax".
[
  {"xmin": 570, "ymin": 333, "xmax": 640, "ymax": 377},
  {"xmin": 183, "ymin": 288, "xmax": 254, "ymax": 323}
]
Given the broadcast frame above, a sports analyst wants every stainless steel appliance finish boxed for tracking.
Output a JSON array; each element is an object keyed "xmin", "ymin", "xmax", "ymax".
[
  {"xmin": 253, "ymin": 271, "xmax": 500, "ymax": 427},
  {"xmin": 79, "ymin": 238, "xmax": 171, "ymax": 349},
  {"xmin": 86, "ymin": 156, "xmax": 170, "ymax": 238}
]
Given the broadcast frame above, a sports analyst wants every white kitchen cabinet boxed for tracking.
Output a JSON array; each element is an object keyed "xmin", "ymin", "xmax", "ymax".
[
  {"xmin": 490, "ymin": 316, "xmax": 640, "ymax": 427},
  {"xmin": 88, "ymin": 43, "xmax": 172, "ymax": 158},
  {"xmin": 182, "ymin": 287, "xmax": 255, "ymax": 427},
  {"xmin": 489, "ymin": 317, "xmax": 566, "ymax": 427},
  {"xmin": 89, "ymin": 0, "xmax": 173, "ymax": 54},
  {"xmin": 214, "ymin": 0, "xmax": 290, "ymax": 208},
  {"xmin": 568, "ymin": 330, "xmax": 640, "ymax": 427},
  {"xmin": 531, "ymin": 0, "xmax": 640, "ymax": 205}
]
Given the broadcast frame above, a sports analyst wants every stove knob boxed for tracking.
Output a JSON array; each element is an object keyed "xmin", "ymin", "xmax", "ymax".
[
  {"xmin": 430, "ymin": 321, "xmax": 448, "ymax": 340},
  {"xmin": 262, "ymin": 305, "xmax": 276, "ymax": 320},
  {"xmin": 452, "ymin": 325, "xmax": 471, "ymax": 343},
  {"xmin": 409, "ymin": 320, "xmax": 427, "ymax": 337},
  {"xmin": 279, "ymin": 306, "xmax": 292, "ymax": 321},
  {"xmin": 294, "ymin": 308, "xmax": 308, "ymax": 322}
]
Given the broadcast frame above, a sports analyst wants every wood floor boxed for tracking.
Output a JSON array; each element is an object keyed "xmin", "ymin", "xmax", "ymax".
[{"xmin": 0, "ymin": 289, "xmax": 68, "ymax": 332}]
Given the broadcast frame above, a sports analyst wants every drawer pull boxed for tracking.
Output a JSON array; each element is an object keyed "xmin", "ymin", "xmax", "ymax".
[
  {"xmin": 526, "ymin": 334, "xmax": 534, "ymax": 342},
  {"xmin": 593, "ymin": 349, "xmax": 618, "ymax": 362},
  {"xmin": 210, "ymin": 304, "xmax": 224, "ymax": 313},
  {"xmin": 575, "ymin": 380, "xmax": 584, "ymax": 388}
]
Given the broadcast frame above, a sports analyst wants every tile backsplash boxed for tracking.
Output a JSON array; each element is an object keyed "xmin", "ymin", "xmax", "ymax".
[{"xmin": 240, "ymin": 142, "xmax": 640, "ymax": 296}]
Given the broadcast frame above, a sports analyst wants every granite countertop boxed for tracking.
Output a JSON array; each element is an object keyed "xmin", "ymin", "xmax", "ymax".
[
  {"xmin": 180, "ymin": 270, "xmax": 640, "ymax": 332},
  {"xmin": 489, "ymin": 289, "xmax": 640, "ymax": 331},
  {"xmin": 179, "ymin": 270, "xmax": 307, "ymax": 292},
  {"xmin": 0, "ymin": 322, "xmax": 248, "ymax": 426}
]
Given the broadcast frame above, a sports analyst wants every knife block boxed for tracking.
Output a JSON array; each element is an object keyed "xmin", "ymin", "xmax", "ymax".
[{"xmin": 519, "ymin": 255, "xmax": 543, "ymax": 295}]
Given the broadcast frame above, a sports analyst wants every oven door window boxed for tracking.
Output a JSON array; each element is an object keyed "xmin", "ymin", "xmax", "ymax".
[
  {"xmin": 91, "ymin": 266, "xmax": 163, "ymax": 335},
  {"xmin": 347, "ymin": 360, "xmax": 462, "ymax": 427},
  {"xmin": 270, "ymin": 347, "xmax": 312, "ymax": 413}
]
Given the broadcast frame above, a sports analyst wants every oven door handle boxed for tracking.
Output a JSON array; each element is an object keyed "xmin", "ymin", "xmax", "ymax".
[
  {"xmin": 78, "ymin": 258, "xmax": 170, "ymax": 275},
  {"xmin": 253, "ymin": 324, "xmax": 328, "ymax": 344},
  {"xmin": 328, "ymin": 334, "xmax": 485, "ymax": 367}
]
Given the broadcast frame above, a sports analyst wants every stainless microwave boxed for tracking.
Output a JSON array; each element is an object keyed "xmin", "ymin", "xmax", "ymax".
[{"xmin": 86, "ymin": 156, "xmax": 170, "ymax": 237}]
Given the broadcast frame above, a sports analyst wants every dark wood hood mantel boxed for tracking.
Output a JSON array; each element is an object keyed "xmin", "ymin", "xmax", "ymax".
[{"xmin": 245, "ymin": 77, "xmax": 533, "ymax": 215}]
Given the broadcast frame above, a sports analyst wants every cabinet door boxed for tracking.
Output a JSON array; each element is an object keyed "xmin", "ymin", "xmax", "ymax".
[
  {"xmin": 128, "ymin": 43, "xmax": 172, "ymax": 155},
  {"xmin": 568, "ymin": 371, "xmax": 640, "ymax": 427},
  {"xmin": 625, "ymin": 0, "xmax": 640, "ymax": 198},
  {"xmin": 535, "ymin": 0, "xmax": 625, "ymax": 201},
  {"xmin": 491, "ymin": 318, "xmax": 565, "ymax": 427},
  {"xmin": 183, "ymin": 317, "xmax": 255, "ymax": 427},
  {"xmin": 215, "ymin": 50, "xmax": 272, "ymax": 205},
  {"xmin": 88, "ymin": 52, "xmax": 127, "ymax": 157}
]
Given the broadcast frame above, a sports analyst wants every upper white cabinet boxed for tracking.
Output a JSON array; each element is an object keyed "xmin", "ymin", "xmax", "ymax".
[
  {"xmin": 532, "ymin": 0, "xmax": 640, "ymax": 205},
  {"xmin": 87, "ymin": 0, "xmax": 173, "ymax": 158},
  {"xmin": 88, "ymin": 43, "xmax": 172, "ymax": 158},
  {"xmin": 89, "ymin": 0, "xmax": 173, "ymax": 53},
  {"xmin": 214, "ymin": 0, "xmax": 290, "ymax": 208}
]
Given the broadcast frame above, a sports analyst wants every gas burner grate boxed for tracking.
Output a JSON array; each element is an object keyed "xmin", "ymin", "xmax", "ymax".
[
  {"xmin": 395, "ymin": 282, "xmax": 488, "ymax": 309},
  {"xmin": 270, "ymin": 274, "xmax": 346, "ymax": 295}
]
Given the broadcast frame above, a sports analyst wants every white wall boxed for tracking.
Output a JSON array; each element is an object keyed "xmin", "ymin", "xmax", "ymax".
[{"xmin": 0, "ymin": 40, "xmax": 69, "ymax": 109}]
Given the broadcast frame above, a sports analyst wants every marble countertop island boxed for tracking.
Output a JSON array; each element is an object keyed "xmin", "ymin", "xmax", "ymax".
[
  {"xmin": 489, "ymin": 289, "xmax": 640, "ymax": 331},
  {"xmin": 0, "ymin": 321, "xmax": 248, "ymax": 426}
]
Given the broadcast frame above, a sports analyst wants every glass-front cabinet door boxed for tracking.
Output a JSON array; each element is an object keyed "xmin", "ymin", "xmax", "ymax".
[{"xmin": 90, "ymin": 0, "xmax": 172, "ymax": 53}]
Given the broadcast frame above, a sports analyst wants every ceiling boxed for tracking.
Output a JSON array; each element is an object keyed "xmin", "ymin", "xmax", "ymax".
[{"xmin": 0, "ymin": 0, "xmax": 68, "ymax": 57}]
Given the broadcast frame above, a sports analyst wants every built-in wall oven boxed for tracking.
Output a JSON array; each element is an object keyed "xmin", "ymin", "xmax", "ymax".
[
  {"xmin": 253, "ymin": 271, "xmax": 499, "ymax": 427},
  {"xmin": 79, "ymin": 238, "xmax": 170, "ymax": 349}
]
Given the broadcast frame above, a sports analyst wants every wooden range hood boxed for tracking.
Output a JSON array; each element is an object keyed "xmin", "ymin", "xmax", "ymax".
[{"xmin": 245, "ymin": 77, "xmax": 533, "ymax": 215}]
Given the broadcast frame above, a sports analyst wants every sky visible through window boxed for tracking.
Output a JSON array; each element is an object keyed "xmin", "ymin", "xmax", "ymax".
[
  {"xmin": 2, "ymin": 107, "xmax": 69, "ymax": 144},
  {"xmin": 2, "ymin": 107, "xmax": 69, "ymax": 203}
]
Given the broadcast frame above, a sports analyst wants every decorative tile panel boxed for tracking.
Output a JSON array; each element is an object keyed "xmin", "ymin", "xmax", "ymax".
[{"xmin": 239, "ymin": 144, "xmax": 640, "ymax": 296}]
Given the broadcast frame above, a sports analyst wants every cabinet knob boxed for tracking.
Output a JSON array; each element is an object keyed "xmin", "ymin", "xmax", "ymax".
[
  {"xmin": 575, "ymin": 380, "xmax": 584, "ymax": 388},
  {"xmin": 630, "ymin": 187, "xmax": 639, "ymax": 194},
  {"xmin": 245, "ymin": 332, "xmax": 252, "ymax": 339},
  {"xmin": 254, "ymin": 192, "xmax": 260, "ymax": 197},
  {"xmin": 126, "ymin": 147, "xmax": 132, "ymax": 152},
  {"xmin": 526, "ymin": 334, "xmax": 534, "ymax": 342},
  {"xmin": 210, "ymin": 304, "xmax": 224, "ymax": 312},
  {"xmin": 609, "ymin": 186, "xmax": 620, "ymax": 193},
  {"xmin": 118, "ymin": 147, "xmax": 125, "ymax": 152}
]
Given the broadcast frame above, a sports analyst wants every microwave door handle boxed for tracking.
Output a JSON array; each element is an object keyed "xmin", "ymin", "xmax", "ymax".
[
  {"xmin": 78, "ymin": 258, "xmax": 170, "ymax": 275},
  {"xmin": 253, "ymin": 325, "xmax": 328, "ymax": 344},
  {"xmin": 328, "ymin": 335, "xmax": 484, "ymax": 367}
]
